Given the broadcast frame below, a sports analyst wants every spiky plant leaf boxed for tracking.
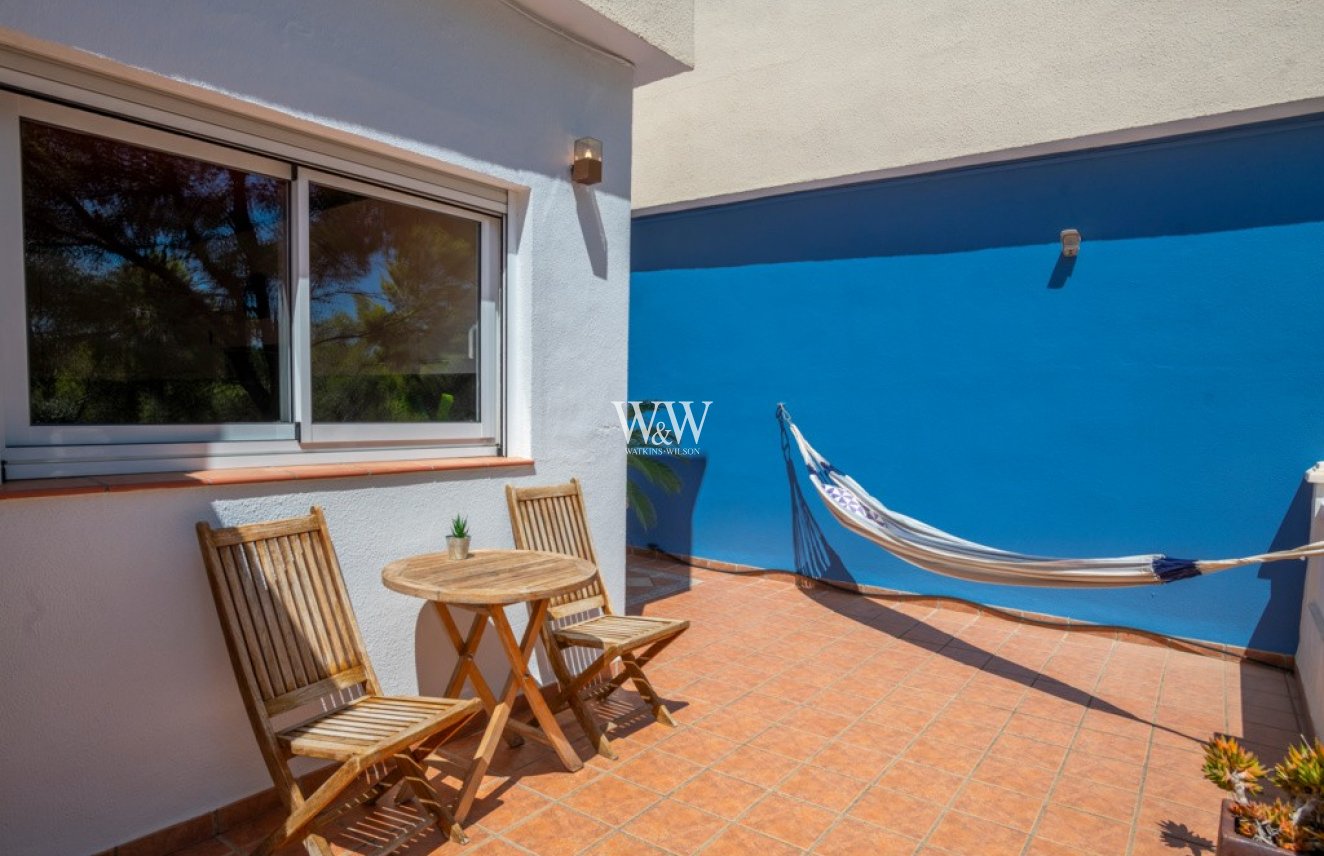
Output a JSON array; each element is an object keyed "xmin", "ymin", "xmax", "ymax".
[{"xmin": 1204, "ymin": 736, "xmax": 1266, "ymax": 804}]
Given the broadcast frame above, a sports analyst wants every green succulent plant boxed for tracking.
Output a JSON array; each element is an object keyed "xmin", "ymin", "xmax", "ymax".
[{"xmin": 449, "ymin": 515, "xmax": 469, "ymax": 539}]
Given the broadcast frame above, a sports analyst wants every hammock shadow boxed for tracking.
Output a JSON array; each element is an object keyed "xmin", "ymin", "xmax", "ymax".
[{"xmin": 778, "ymin": 414, "xmax": 1218, "ymax": 747}]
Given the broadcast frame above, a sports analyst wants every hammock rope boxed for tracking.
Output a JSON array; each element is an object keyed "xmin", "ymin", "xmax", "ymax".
[{"xmin": 778, "ymin": 405, "xmax": 1324, "ymax": 587}]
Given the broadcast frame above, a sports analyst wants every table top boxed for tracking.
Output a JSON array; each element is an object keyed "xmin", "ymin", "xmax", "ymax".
[{"xmin": 381, "ymin": 549, "xmax": 597, "ymax": 605}]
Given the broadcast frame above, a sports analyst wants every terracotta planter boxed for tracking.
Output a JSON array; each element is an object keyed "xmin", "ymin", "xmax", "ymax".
[
  {"xmin": 446, "ymin": 535, "xmax": 471, "ymax": 560},
  {"xmin": 1218, "ymin": 800, "xmax": 1289, "ymax": 855}
]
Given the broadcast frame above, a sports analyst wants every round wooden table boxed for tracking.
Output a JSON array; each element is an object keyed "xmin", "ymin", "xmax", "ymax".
[{"xmin": 382, "ymin": 549, "xmax": 596, "ymax": 822}]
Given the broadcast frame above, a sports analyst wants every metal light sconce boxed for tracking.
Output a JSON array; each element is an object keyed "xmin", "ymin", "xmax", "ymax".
[
  {"xmin": 1060, "ymin": 228, "xmax": 1081, "ymax": 257},
  {"xmin": 571, "ymin": 137, "xmax": 602, "ymax": 185}
]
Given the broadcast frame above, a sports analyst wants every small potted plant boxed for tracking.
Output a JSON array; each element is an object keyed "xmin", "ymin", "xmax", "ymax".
[
  {"xmin": 447, "ymin": 515, "xmax": 471, "ymax": 560},
  {"xmin": 1203, "ymin": 734, "xmax": 1324, "ymax": 853}
]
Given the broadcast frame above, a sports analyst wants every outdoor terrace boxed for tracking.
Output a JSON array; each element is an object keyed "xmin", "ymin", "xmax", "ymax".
[{"xmin": 179, "ymin": 556, "xmax": 1305, "ymax": 856}]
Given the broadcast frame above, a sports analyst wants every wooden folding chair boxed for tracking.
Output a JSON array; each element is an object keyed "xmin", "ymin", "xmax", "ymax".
[
  {"xmin": 196, "ymin": 507, "xmax": 482, "ymax": 856},
  {"xmin": 505, "ymin": 479, "xmax": 689, "ymax": 759}
]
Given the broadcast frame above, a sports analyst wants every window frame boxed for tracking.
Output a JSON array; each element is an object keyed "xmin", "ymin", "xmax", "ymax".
[
  {"xmin": 295, "ymin": 169, "xmax": 502, "ymax": 447},
  {"xmin": 0, "ymin": 90, "xmax": 506, "ymax": 479}
]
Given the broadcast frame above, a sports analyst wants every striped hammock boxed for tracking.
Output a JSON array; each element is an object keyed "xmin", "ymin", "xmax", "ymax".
[{"xmin": 780, "ymin": 406, "xmax": 1324, "ymax": 587}]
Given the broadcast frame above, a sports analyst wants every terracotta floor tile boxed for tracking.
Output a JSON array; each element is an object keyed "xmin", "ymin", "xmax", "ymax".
[
  {"xmin": 868, "ymin": 698, "xmax": 942, "ymax": 735},
  {"xmin": 811, "ymin": 817, "xmax": 919, "ymax": 855},
  {"xmin": 848, "ymin": 787, "xmax": 943, "ymax": 839},
  {"xmin": 692, "ymin": 709, "xmax": 771, "ymax": 742},
  {"xmin": 748, "ymin": 724, "xmax": 833, "ymax": 762},
  {"xmin": 1049, "ymin": 775, "xmax": 1138, "ymax": 823},
  {"xmin": 811, "ymin": 740, "xmax": 893, "ymax": 781},
  {"xmin": 839, "ymin": 720, "xmax": 916, "ymax": 754},
  {"xmin": 900, "ymin": 735, "xmax": 985, "ymax": 777},
  {"xmin": 722, "ymin": 692, "xmax": 800, "ymax": 724},
  {"xmin": 775, "ymin": 764, "xmax": 868, "ymax": 813},
  {"xmin": 875, "ymin": 759, "xmax": 966, "ymax": 804},
  {"xmin": 973, "ymin": 753, "xmax": 1059, "ymax": 798},
  {"xmin": 1059, "ymin": 750, "xmax": 1145, "ymax": 790},
  {"xmin": 1003, "ymin": 711, "xmax": 1079, "ymax": 747},
  {"xmin": 921, "ymin": 715, "xmax": 1001, "ymax": 751},
  {"xmin": 1016, "ymin": 694, "xmax": 1088, "ymax": 724},
  {"xmin": 1035, "ymin": 804, "xmax": 1133, "ymax": 856},
  {"xmin": 925, "ymin": 811, "xmax": 1028, "ymax": 856},
  {"xmin": 1141, "ymin": 769, "xmax": 1228, "ymax": 811},
  {"xmin": 989, "ymin": 732, "xmax": 1069, "ymax": 769},
  {"xmin": 1134, "ymin": 796, "xmax": 1220, "ymax": 853},
  {"xmin": 1129, "ymin": 834, "xmax": 1215, "ymax": 856},
  {"xmin": 471, "ymin": 784, "xmax": 556, "ymax": 833},
  {"xmin": 1080, "ymin": 708, "xmax": 1155, "ymax": 740},
  {"xmin": 950, "ymin": 779, "xmax": 1044, "ymax": 831},
  {"xmin": 612, "ymin": 749, "xmax": 704, "ymax": 794},
  {"xmin": 653, "ymin": 728, "xmax": 739, "ymax": 766},
  {"xmin": 703, "ymin": 824, "xmax": 804, "ymax": 856},
  {"xmin": 811, "ymin": 686, "xmax": 884, "ymax": 717},
  {"xmin": 711, "ymin": 745, "xmax": 801, "ymax": 788},
  {"xmin": 739, "ymin": 792, "xmax": 838, "ymax": 850},
  {"xmin": 563, "ymin": 774, "xmax": 662, "ymax": 827},
  {"xmin": 780, "ymin": 706, "xmax": 856, "ymax": 738},
  {"xmin": 1023, "ymin": 835, "xmax": 1092, "ymax": 855},
  {"xmin": 622, "ymin": 800, "xmax": 727, "ymax": 856},
  {"xmin": 1071, "ymin": 728, "xmax": 1151, "ymax": 764},
  {"xmin": 466, "ymin": 839, "xmax": 533, "ymax": 856},
  {"xmin": 503, "ymin": 805, "xmax": 611, "ymax": 856},
  {"xmin": 582, "ymin": 831, "xmax": 671, "ymax": 855},
  {"xmin": 681, "ymin": 677, "xmax": 749, "ymax": 705},
  {"xmin": 517, "ymin": 756, "xmax": 603, "ymax": 799},
  {"xmin": 671, "ymin": 770, "xmax": 766, "ymax": 820}
]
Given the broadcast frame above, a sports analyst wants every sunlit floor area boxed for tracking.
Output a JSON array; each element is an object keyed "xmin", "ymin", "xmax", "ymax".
[{"xmin": 196, "ymin": 557, "xmax": 1305, "ymax": 856}]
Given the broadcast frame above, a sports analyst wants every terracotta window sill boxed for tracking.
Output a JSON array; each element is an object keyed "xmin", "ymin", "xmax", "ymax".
[{"xmin": 0, "ymin": 456, "xmax": 534, "ymax": 501}]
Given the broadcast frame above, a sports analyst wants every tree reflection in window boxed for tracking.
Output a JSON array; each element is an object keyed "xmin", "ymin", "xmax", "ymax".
[
  {"xmin": 21, "ymin": 120, "xmax": 288, "ymax": 425},
  {"xmin": 308, "ymin": 184, "xmax": 480, "ymax": 424}
]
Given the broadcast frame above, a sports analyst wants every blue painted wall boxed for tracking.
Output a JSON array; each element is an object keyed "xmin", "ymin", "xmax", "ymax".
[{"xmin": 629, "ymin": 116, "xmax": 1324, "ymax": 654}]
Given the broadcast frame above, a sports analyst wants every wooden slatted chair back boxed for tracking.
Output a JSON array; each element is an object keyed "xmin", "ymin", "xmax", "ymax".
[
  {"xmin": 505, "ymin": 479, "xmax": 611, "ymax": 620},
  {"xmin": 196, "ymin": 507, "xmax": 381, "ymax": 719}
]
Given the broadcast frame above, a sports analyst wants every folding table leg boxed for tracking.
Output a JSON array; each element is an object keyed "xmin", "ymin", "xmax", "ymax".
[
  {"xmin": 488, "ymin": 600, "xmax": 583, "ymax": 772},
  {"xmin": 451, "ymin": 604, "xmax": 526, "ymax": 822}
]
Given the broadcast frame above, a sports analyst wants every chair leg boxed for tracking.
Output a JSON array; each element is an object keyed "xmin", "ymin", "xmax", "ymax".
[
  {"xmin": 300, "ymin": 836, "xmax": 335, "ymax": 856},
  {"xmin": 621, "ymin": 653, "xmax": 677, "ymax": 727},
  {"xmin": 568, "ymin": 684, "xmax": 617, "ymax": 760},
  {"xmin": 586, "ymin": 635, "xmax": 681, "ymax": 722},
  {"xmin": 364, "ymin": 713, "xmax": 473, "ymax": 806},
  {"xmin": 251, "ymin": 762, "xmax": 362, "ymax": 856},
  {"xmin": 547, "ymin": 641, "xmax": 617, "ymax": 760},
  {"xmin": 393, "ymin": 753, "xmax": 468, "ymax": 844}
]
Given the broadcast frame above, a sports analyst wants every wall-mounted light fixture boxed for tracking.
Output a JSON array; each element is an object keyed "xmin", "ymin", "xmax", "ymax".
[
  {"xmin": 572, "ymin": 137, "xmax": 602, "ymax": 185},
  {"xmin": 1060, "ymin": 228, "xmax": 1081, "ymax": 257}
]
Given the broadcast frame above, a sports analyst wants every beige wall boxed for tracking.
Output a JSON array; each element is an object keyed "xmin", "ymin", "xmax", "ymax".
[{"xmin": 633, "ymin": 0, "xmax": 1324, "ymax": 211}]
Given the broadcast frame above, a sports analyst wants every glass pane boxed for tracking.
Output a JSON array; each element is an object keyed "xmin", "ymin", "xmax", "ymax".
[
  {"xmin": 309, "ymin": 183, "xmax": 481, "ymax": 423},
  {"xmin": 21, "ymin": 119, "xmax": 288, "ymax": 425}
]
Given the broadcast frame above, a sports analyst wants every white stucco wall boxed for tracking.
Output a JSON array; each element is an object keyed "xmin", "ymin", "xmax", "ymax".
[
  {"xmin": 633, "ymin": 0, "xmax": 1324, "ymax": 211},
  {"xmin": 0, "ymin": 1, "xmax": 640, "ymax": 852},
  {"xmin": 515, "ymin": 0, "xmax": 695, "ymax": 83}
]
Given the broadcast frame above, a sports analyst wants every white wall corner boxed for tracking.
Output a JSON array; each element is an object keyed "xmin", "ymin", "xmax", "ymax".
[{"xmin": 506, "ymin": 0, "xmax": 694, "ymax": 84}]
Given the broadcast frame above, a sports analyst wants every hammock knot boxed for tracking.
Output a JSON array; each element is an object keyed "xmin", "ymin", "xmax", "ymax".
[{"xmin": 1151, "ymin": 556, "xmax": 1202, "ymax": 583}]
